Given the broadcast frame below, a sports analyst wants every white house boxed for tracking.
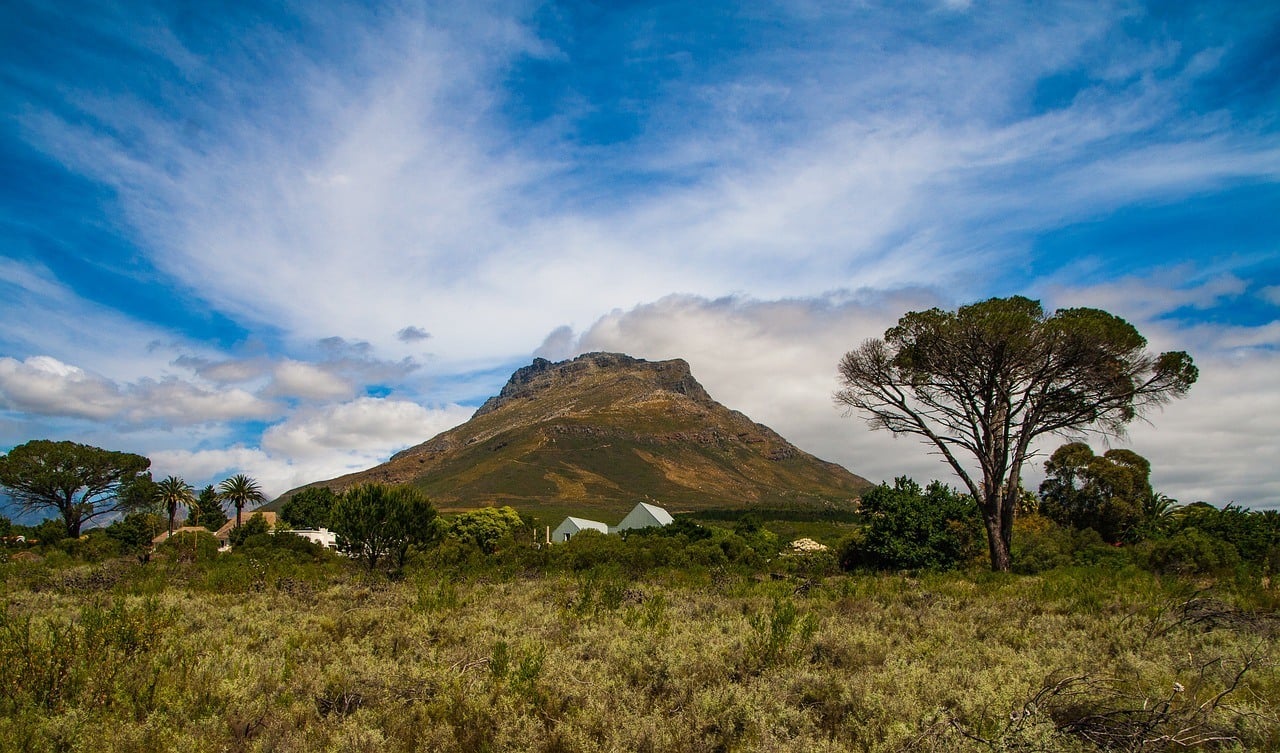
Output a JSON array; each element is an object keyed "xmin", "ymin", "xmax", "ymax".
[
  {"xmin": 551, "ymin": 516, "xmax": 609, "ymax": 542},
  {"xmin": 291, "ymin": 528, "xmax": 339, "ymax": 550},
  {"xmin": 611, "ymin": 502, "xmax": 674, "ymax": 533}
]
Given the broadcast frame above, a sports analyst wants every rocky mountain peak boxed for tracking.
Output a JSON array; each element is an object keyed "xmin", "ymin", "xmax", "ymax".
[{"xmin": 472, "ymin": 352, "xmax": 712, "ymax": 417}]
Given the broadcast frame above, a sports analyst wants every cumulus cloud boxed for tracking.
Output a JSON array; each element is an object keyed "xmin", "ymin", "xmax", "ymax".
[
  {"xmin": 0, "ymin": 355, "xmax": 276, "ymax": 425},
  {"xmin": 172, "ymin": 355, "xmax": 270, "ymax": 384},
  {"xmin": 261, "ymin": 397, "xmax": 471, "ymax": 459},
  {"xmin": 563, "ymin": 285, "xmax": 1280, "ymax": 510},
  {"xmin": 154, "ymin": 397, "xmax": 473, "ymax": 497},
  {"xmin": 264, "ymin": 360, "xmax": 353, "ymax": 400}
]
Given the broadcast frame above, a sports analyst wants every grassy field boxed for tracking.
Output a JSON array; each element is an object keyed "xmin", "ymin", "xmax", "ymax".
[{"xmin": 2, "ymin": 548, "xmax": 1277, "ymax": 752}]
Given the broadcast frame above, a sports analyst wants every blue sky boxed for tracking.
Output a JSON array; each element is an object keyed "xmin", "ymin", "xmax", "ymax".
[{"xmin": 2, "ymin": 0, "xmax": 1278, "ymax": 509}]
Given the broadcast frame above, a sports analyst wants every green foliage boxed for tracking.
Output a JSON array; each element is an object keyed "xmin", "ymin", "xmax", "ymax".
[
  {"xmin": 218, "ymin": 473, "xmax": 266, "ymax": 527},
  {"xmin": 1143, "ymin": 528, "xmax": 1242, "ymax": 575},
  {"xmin": 845, "ymin": 477, "xmax": 983, "ymax": 571},
  {"xmin": 155, "ymin": 529, "xmax": 219, "ymax": 562},
  {"xmin": 228, "ymin": 512, "xmax": 271, "ymax": 546},
  {"xmin": 187, "ymin": 484, "xmax": 228, "ymax": 530},
  {"xmin": 56, "ymin": 528, "xmax": 121, "ymax": 562},
  {"xmin": 837, "ymin": 296, "xmax": 1196, "ymax": 571},
  {"xmin": 0, "ymin": 440, "xmax": 152, "ymax": 537},
  {"xmin": 447, "ymin": 505, "xmax": 524, "ymax": 553},
  {"xmin": 1039, "ymin": 442, "xmax": 1153, "ymax": 544},
  {"xmin": 280, "ymin": 486, "xmax": 339, "ymax": 529},
  {"xmin": 331, "ymin": 484, "xmax": 437, "ymax": 569},
  {"xmin": 1170, "ymin": 503, "xmax": 1280, "ymax": 566},
  {"xmin": 155, "ymin": 475, "xmax": 194, "ymax": 536},
  {"xmin": 744, "ymin": 598, "xmax": 818, "ymax": 673},
  {"xmin": 31, "ymin": 518, "xmax": 68, "ymax": 546},
  {"xmin": 106, "ymin": 512, "xmax": 163, "ymax": 562}
]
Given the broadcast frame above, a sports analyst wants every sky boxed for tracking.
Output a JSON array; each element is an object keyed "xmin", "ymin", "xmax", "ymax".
[{"xmin": 1, "ymin": 0, "xmax": 1278, "ymax": 511}]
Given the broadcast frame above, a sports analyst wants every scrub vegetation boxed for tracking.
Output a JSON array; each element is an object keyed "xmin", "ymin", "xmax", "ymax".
[{"xmin": 2, "ymin": 503, "xmax": 1277, "ymax": 753}]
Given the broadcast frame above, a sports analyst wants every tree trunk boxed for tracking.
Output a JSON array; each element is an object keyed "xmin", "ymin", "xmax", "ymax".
[{"xmin": 982, "ymin": 505, "xmax": 1012, "ymax": 572}]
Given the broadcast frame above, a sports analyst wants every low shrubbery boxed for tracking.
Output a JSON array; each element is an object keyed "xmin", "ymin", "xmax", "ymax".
[{"xmin": 1, "ymin": 546, "xmax": 1275, "ymax": 753}]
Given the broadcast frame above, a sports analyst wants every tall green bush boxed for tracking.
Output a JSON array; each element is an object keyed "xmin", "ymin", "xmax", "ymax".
[{"xmin": 844, "ymin": 477, "xmax": 982, "ymax": 571}]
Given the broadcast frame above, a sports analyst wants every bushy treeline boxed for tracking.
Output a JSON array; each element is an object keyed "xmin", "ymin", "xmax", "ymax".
[{"xmin": 839, "ymin": 444, "xmax": 1279, "ymax": 577}]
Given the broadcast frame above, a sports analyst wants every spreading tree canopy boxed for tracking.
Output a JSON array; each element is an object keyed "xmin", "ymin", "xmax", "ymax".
[
  {"xmin": 0, "ymin": 440, "xmax": 152, "ymax": 538},
  {"xmin": 836, "ymin": 296, "xmax": 1197, "ymax": 571}
]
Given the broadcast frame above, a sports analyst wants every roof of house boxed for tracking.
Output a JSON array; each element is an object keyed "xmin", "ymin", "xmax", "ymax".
[
  {"xmin": 632, "ymin": 502, "xmax": 674, "ymax": 525},
  {"xmin": 213, "ymin": 511, "xmax": 278, "ymax": 539},
  {"xmin": 151, "ymin": 526, "xmax": 212, "ymax": 545},
  {"xmin": 613, "ymin": 502, "xmax": 674, "ymax": 531},
  {"xmin": 556, "ymin": 516, "xmax": 609, "ymax": 533}
]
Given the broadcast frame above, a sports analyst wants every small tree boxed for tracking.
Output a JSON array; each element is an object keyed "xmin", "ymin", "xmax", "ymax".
[
  {"xmin": 218, "ymin": 474, "xmax": 266, "ymax": 528},
  {"xmin": 155, "ymin": 475, "xmax": 195, "ymax": 537},
  {"xmin": 107, "ymin": 512, "xmax": 164, "ymax": 563},
  {"xmin": 280, "ymin": 487, "xmax": 339, "ymax": 529},
  {"xmin": 836, "ymin": 296, "xmax": 1196, "ymax": 571},
  {"xmin": 228, "ymin": 512, "xmax": 271, "ymax": 547},
  {"xmin": 187, "ymin": 484, "xmax": 229, "ymax": 530},
  {"xmin": 0, "ymin": 440, "xmax": 152, "ymax": 538},
  {"xmin": 331, "ymin": 484, "xmax": 436, "ymax": 569},
  {"xmin": 447, "ymin": 506, "xmax": 524, "ymax": 553}
]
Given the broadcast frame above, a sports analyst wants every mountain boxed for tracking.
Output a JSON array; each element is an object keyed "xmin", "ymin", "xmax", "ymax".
[{"xmin": 281, "ymin": 353, "xmax": 870, "ymax": 520}]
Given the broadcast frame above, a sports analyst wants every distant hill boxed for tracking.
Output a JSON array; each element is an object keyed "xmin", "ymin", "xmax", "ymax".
[{"xmin": 276, "ymin": 352, "xmax": 870, "ymax": 521}]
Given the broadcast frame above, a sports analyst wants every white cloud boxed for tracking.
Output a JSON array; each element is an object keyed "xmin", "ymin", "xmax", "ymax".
[
  {"xmin": 1260, "ymin": 286, "xmax": 1280, "ymax": 307},
  {"xmin": 266, "ymin": 360, "xmax": 353, "ymax": 400},
  {"xmin": 261, "ymin": 397, "xmax": 471, "ymax": 460},
  {"xmin": 153, "ymin": 397, "xmax": 473, "ymax": 497},
  {"xmin": 0, "ymin": 355, "xmax": 277, "ymax": 425}
]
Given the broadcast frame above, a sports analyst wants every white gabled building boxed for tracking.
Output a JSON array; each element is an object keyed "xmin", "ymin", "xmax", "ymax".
[
  {"xmin": 611, "ymin": 502, "xmax": 675, "ymax": 533},
  {"xmin": 551, "ymin": 516, "xmax": 609, "ymax": 542}
]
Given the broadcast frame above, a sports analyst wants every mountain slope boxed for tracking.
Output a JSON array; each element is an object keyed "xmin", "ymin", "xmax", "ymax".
[{"xmin": 285, "ymin": 353, "xmax": 869, "ymax": 519}]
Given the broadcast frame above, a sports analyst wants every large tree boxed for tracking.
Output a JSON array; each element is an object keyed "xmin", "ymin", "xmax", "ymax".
[
  {"xmin": 836, "ymin": 296, "xmax": 1197, "ymax": 571},
  {"xmin": 1039, "ymin": 443, "xmax": 1153, "ymax": 544},
  {"xmin": 0, "ymin": 440, "xmax": 152, "ymax": 537},
  {"xmin": 218, "ymin": 474, "xmax": 266, "ymax": 528}
]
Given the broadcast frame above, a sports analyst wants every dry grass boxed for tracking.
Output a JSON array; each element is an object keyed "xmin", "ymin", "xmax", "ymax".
[{"xmin": 1, "ymin": 554, "xmax": 1276, "ymax": 752}]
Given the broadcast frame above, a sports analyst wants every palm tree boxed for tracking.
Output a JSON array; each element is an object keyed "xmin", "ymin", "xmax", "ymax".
[
  {"xmin": 156, "ymin": 475, "xmax": 195, "ymax": 537},
  {"xmin": 218, "ymin": 474, "xmax": 266, "ymax": 528}
]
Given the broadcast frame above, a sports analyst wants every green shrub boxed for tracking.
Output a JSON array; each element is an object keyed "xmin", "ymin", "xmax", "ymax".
[
  {"xmin": 155, "ymin": 529, "xmax": 220, "ymax": 562},
  {"xmin": 1143, "ymin": 528, "xmax": 1241, "ymax": 575},
  {"xmin": 844, "ymin": 477, "xmax": 983, "ymax": 571},
  {"xmin": 56, "ymin": 529, "xmax": 121, "ymax": 562},
  {"xmin": 228, "ymin": 512, "xmax": 271, "ymax": 547}
]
